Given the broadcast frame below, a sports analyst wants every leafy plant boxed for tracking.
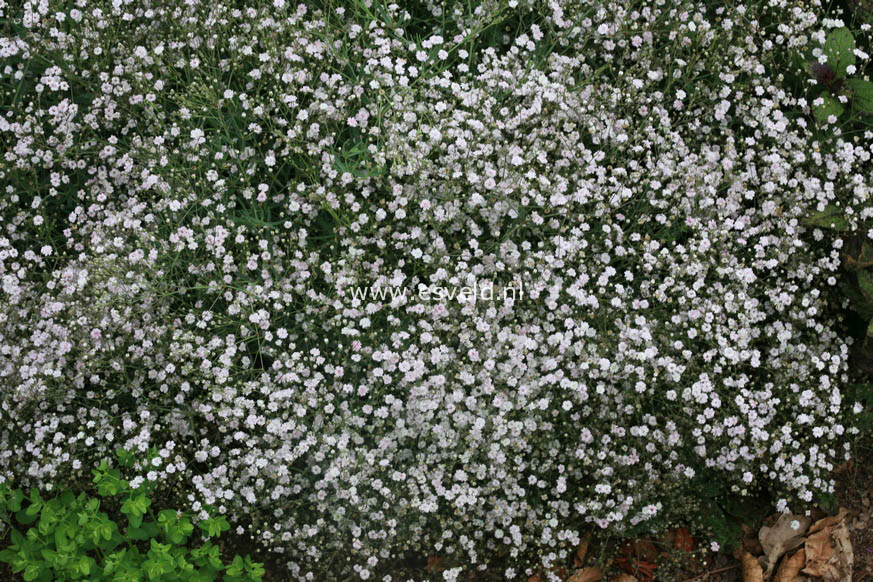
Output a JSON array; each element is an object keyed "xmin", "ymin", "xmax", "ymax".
[
  {"xmin": 808, "ymin": 27, "xmax": 873, "ymax": 122},
  {"xmin": 0, "ymin": 455, "xmax": 263, "ymax": 582}
]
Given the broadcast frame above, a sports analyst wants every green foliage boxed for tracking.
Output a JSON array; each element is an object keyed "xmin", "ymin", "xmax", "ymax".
[
  {"xmin": 848, "ymin": 78, "xmax": 873, "ymax": 114},
  {"xmin": 847, "ymin": 383, "xmax": 873, "ymax": 432},
  {"xmin": 804, "ymin": 27, "xmax": 873, "ymax": 123},
  {"xmin": 812, "ymin": 93, "xmax": 845, "ymax": 124},
  {"xmin": 689, "ymin": 476, "xmax": 744, "ymax": 551},
  {"xmin": 823, "ymin": 28, "xmax": 856, "ymax": 79},
  {"xmin": 697, "ymin": 501, "xmax": 742, "ymax": 552},
  {"xmin": 803, "ymin": 204, "xmax": 851, "ymax": 231},
  {"xmin": 0, "ymin": 454, "xmax": 263, "ymax": 582}
]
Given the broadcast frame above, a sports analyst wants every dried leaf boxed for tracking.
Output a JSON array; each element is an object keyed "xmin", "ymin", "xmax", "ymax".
[
  {"xmin": 629, "ymin": 560, "xmax": 658, "ymax": 582},
  {"xmin": 803, "ymin": 511, "xmax": 853, "ymax": 582},
  {"xmin": 613, "ymin": 575, "xmax": 638, "ymax": 582},
  {"xmin": 742, "ymin": 552, "xmax": 765, "ymax": 582},
  {"xmin": 808, "ymin": 508, "xmax": 849, "ymax": 534},
  {"xmin": 742, "ymin": 536, "xmax": 764, "ymax": 557},
  {"xmin": 632, "ymin": 540, "xmax": 659, "ymax": 563},
  {"xmin": 568, "ymin": 566, "xmax": 602, "ymax": 582},
  {"xmin": 426, "ymin": 556, "xmax": 445, "ymax": 573},
  {"xmin": 736, "ymin": 523, "xmax": 763, "ymax": 559},
  {"xmin": 773, "ymin": 549, "xmax": 805, "ymax": 582},
  {"xmin": 673, "ymin": 528, "xmax": 694, "ymax": 552},
  {"xmin": 575, "ymin": 533, "xmax": 592, "ymax": 567},
  {"xmin": 759, "ymin": 513, "xmax": 810, "ymax": 576},
  {"xmin": 804, "ymin": 525, "xmax": 835, "ymax": 575},
  {"xmin": 659, "ymin": 529, "xmax": 676, "ymax": 549}
]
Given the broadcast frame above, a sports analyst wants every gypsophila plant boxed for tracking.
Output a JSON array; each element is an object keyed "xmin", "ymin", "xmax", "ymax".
[{"xmin": 1, "ymin": 0, "xmax": 873, "ymax": 579}]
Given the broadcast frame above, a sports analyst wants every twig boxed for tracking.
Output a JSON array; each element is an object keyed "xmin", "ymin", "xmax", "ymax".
[{"xmin": 679, "ymin": 563, "xmax": 740, "ymax": 582}]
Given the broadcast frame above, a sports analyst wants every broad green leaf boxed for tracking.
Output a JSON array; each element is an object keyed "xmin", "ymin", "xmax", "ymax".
[
  {"xmin": 10, "ymin": 529, "xmax": 26, "ymax": 548},
  {"xmin": 812, "ymin": 93, "xmax": 845, "ymax": 123},
  {"xmin": 116, "ymin": 448, "xmax": 136, "ymax": 467},
  {"xmin": 16, "ymin": 508, "xmax": 38, "ymax": 525},
  {"xmin": 849, "ymin": 78, "xmax": 873, "ymax": 113},
  {"xmin": 803, "ymin": 203, "xmax": 849, "ymax": 230},
  {"xmin": 860, "ymin": 270, "xmax": 873, "ymax": 302},
  {"xmin": 25, "ymin": 489, "xmax": 43, "ymax": 516},
  {"xmin": 824, "ymin": 27, "xmax": 856, "ymax": 78},
  {"xmin": 54, "ymin": 527, "xmax": 69, "ymax": 551},
  {"xmin": 127, "ymin": 521, "xmax": 159, "ymax": 541},
  {"xmin": 7, "ymin": 489, "xmax": 24, "ymax": 512},
  {"xmin": 856, "ymin": 242, "xmax": 873, "ymax": 267}
]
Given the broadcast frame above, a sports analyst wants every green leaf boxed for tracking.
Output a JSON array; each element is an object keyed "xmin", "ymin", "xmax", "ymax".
[
  {"xmin": 813, "ymin": 93, "xmax": 845, "ymax": 123},
  {"xmin": 198, "ymin": 515, "xmax": 229, "ymax": 538},
  {"xmin": 148, "ymin": 538, "xmax": 171, "ymax": 555},
  {"xmin": 0, "ymin": 548, "xmax": 18, "ymax": 564},
  {"xmin": 7, "ymin": 489, "xmax": 24, "ymax": 512},
  {"xmin": 803, "ymin": 204, "xmax": 850, "ymax": 230},
  {"xmin": 60, "ymin": 490, "xmax": 75, "ymax": 506},
  {"xmin": 824, "ymin": 27, "xmax": 856, "ymax": 78},
  {"xmin": 143, "ymin": 559, "xmax": 164, "ymax": 580},
  {"xmin": 78, "ymin": 555, "xmax": 93, "ymax": 576},
  {"xmin": 849, "ymin": 78, "xmax": 873, "ymax": 113},
  {"xmin": 244, "ymin": 556, "xmax": 265, "ymax": 581},
  {"xmin": 54, "ymin": 527, "xmax": 70, "ymax": 551},
  {"xmin": 859, "ymin": 270, "xmax": 873, "ymax": 301},
  {"xmin": 116, "ymin": 449, "xmax": 136, "ymax": 468},
  {"xmin": 15, "ymin": 508, "xmax": 38, "ymax": 525},
  {"xmin": 25, "ymin": 489, "xmax": 43, "ymax": 516},
  {"xmin": 817, "ymin": 491, "xmax": 839, "ymax": 513},
  {"xmin": 100, "ymin": 522, "xmax": 114, "ymax": 541},
  {"xmin": 120, "ymin": 492, "xmax": 151, "ymax": 529},
  {"xmin": 92, "ymin": 460, "xmax": 109, "ymax": 482},
  {"xmin": 10, "ymin": 529, "xmax": 26, "ymax": 548},
  {"xmin": 23, "ymin": 564, "xmax": 43, "ymax": 582},
  {"xmin": 226, "ymin": 556, "xmax": 245, "ymax": 577},
  {"xmin": 127, "ymin": 522, "xmax": 160, "ymax": 541},
  {"xmin": 192, "ymin": 543, "xmax": 224, "ymax": 570},
  {"xmin": 127, "ymin": 514, "xmax": 143, "ymax": 529}
]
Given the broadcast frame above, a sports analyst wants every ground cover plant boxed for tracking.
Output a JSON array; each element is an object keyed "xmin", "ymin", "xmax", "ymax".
[
  {"xmin": 0, "ymin": 451, "xmax": 264, "ymax": 582},
  {"xmin": 2, "ymin": 0, "xmax": 873, "ymax": 580}
]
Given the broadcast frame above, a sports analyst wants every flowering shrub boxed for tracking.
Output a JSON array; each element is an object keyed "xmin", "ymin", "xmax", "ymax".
[{"xmin": 1, "ymin": 0, "xmax": 872, "ymax": 579}]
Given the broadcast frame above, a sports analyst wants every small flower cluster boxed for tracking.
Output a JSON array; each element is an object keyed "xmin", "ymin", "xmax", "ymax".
[{"xmin": 0, "ymin": 0, "xmax": 870, "ymax": 579}]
